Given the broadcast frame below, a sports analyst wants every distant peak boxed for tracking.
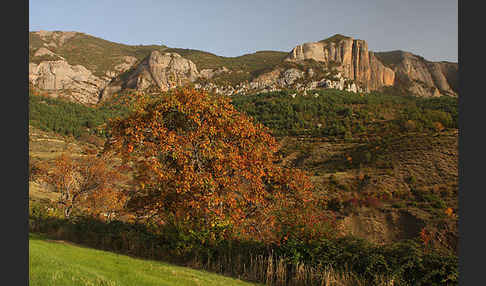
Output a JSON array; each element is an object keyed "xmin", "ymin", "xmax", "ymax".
[{"xmin": 318, "ymin": 34, "xmax": 352, "ymax": 43}]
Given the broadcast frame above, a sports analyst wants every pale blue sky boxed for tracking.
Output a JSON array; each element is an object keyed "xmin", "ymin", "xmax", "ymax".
[{"xmin": 29, "ymin": 0, "xmax": 458, "ymax": 62}]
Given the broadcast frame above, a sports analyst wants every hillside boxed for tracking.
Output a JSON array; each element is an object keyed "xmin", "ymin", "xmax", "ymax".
[
  {"xmin": 29, "ymin": 31, "xmax": 287, "ymax": 78},
  {"xmin": 29, "ymin": 31, "xmax": 168, "ymax": 77},
  {"xmin": 163, "ymin": 48, "xmax": 288, "ymax": 73},
  {"xmin": 278, "ymin": 131, "xmax": 458, "ymax": 249},
  {"xmin": 28, "ymin": 85, "xmax": 459, "ymax": 285},
  {"xmin": 231, "ymin": 90, "xmax": 458, "ymax": 251},
  {"xmin": 29, "ymin": 88, "xmax": 459, "ymax": 252},
  {"xmin": 375, "ymin": 50, "xmax": 459, "ymax": 97},
  {"xmin": 29, "ymin": 31, "xmax": 458, "ymax": 105},
  {"xmin": 30, "ymin": 233, "xmax": 261, "ymax": 286},
  {"xmin": 232, "ymin": 89, "xmax": 457, "ymax": 137},
  {"xmin": 286, "ymin": 34, "xmax": 458, "ymax": 97}
]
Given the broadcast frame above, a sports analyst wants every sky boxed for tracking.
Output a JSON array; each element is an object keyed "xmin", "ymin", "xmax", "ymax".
[{"xmin": 29, "ymin": 0, "xmax": 458, "ymax": 62}]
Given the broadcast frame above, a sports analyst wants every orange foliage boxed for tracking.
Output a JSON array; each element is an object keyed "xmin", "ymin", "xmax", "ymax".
[
  {"xmin": 41, "ymin": 153, "xmax": 127, "ymax": 219},
  {"xmin": 434, "ymin": 121, "xmax": 445, "ymax": 132},
  {"xmin": 104, "ymin": 88, "xmax": 319, "ymax": 241},
  {"xmin": 444, "ymin": 207, "xmax": 454, "ymax": 217},
  {"xmin": 420, "ymin": 227, "xmax": 431, "ymax": 246}
]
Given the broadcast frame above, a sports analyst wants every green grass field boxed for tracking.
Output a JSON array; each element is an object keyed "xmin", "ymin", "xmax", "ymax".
[{"xmin": 29, "ymin": 233, "xmax": 261, "ymax": 286}]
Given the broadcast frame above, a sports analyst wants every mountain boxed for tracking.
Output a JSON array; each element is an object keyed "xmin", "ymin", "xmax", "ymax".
[
  {"xmin": 29, "ymin": 30, "xmax": 168, "ymax": 104},
  {"xmin": 28, "ymin": 31, "xmax": 458, "ymax": 104},
  {"xmin": 285, "ymin": 34, "xmax": 395, "ymax": 91},
  {"xmin": 28, "ymin": 31, "xmax": 289, "ymax": 103},
  {"xmin": 29, "ymin": 30, "xmax": 168, "ymax": 77},
  {"xmin": 286, "ymin": 34, "xmax": 458, "ymax": 97},
  {"xmin": 100, "ymin": 51, "xmax": 200, "ymax": 102}
]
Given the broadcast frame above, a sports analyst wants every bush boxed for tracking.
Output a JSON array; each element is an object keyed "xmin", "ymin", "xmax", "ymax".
[{"xmin": 411, "ymin": 188, "xmax": 447, "ymax": 210}]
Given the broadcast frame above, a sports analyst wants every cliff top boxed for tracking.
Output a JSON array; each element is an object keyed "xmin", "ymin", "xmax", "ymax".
[{"xmin": 318, "ymin": 34, "xmax": 353, "ymax": 44}]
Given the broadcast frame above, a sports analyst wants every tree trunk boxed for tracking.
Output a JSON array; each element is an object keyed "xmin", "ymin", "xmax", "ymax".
[{"xmin": 64, "ymin": 205, "xmax": 72, "ymax": 218}]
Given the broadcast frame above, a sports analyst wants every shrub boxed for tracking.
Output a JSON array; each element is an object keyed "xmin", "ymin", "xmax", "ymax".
[{"xmin": 411, "ymin": 188, "xmax": 447, "ymax": 210}]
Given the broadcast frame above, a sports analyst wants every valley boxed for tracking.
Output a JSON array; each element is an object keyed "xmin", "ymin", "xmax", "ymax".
[{"xmin": 28, "ymin": 30, "xmax": 459, "ymax": 285}]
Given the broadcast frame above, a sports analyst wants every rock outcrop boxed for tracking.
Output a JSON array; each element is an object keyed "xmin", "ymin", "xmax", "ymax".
[
  {"xmin": 286, "ymin": 35, "xmax": 395, "ymax": 91},
  {"xmin": 252, "ymin": 68, "xmax": 283, "ymax": 86},
  {"xmin": 34, "ymin": 30, "xmax": 78, "ymax": 49},
  {"xmin": 28, "ymin": 31, "xmax": 458, "ymax": 103},
  {"xmin": 100, "ymin": 51, "xmax": 199, "ymax": 101},
  {"xmin": 199, "ymin": 66, "xmax": 230, "ymax": 79},
  {"xmin": 375, "ymin": 51, "xmax": 458, "ymax": 97},
  {"xmin": 114, "ymin": 56, "xmax": 138, "ymax": 73},
  {"xmin": 249, "ymin": 66, "xmax": 362, "ymax": 95},
  {"xmin": 286, "ymin": 35, "xmax": 458, "ymax": 97},
  {"xmin": 33, "ymin": 47, "xmax": 62, "ymax": 59},
  {"xmin": 29, "ymin": 60, "xmax": 108, "ymax": 104}
]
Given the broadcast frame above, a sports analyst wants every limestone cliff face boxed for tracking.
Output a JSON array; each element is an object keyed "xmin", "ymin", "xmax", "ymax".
[
  {"xmin": 100, "ymin": 51, "xmax": 199, "ymax": 101},
  {"xmin": 286, "ymin": 35, "xmax": 395, "ymax": 91},
  {"xmin": 368, "ymin": 52, "xmax": 396, "ymax": 91},
  {"xmin": 375, "ymin": 51, "xmax": 458, "ymax": 97},
  {"xmin": 29, "ymin": 60, "xmax": 108, "ymax": 104},
  {"xmin": 29, "ymin": 50, "xmax": 200, "ymax": 104},
  {"xmin": 29, "ymin": 31, "xmax": 458, "ymax": 102}
]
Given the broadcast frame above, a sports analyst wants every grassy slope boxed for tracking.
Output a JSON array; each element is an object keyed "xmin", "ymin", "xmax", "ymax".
[
  {"xmin": 29, "ymin": 233, "xmax": 261, "ymax": 286},
  {"xmin": 155, "ymin": 49, "xmax": 289, "ymax": 85},
  {"xmin": 29, "ymin": 32, "xmax": 168, "ymax": 77},
  {"xmin": 163, "ymin": 48, "xmax": 288, "ymax": 72},
  {"xmin": 318, "ymin": 34, "xmax": 352, "ymax": 44},
  {"xmin": 374, "ymin": 50, "xmax": 430, "ymax": 69},
  {"xmin": 29, "ymin": 31, "xmax": 288, "ymax": 82}
]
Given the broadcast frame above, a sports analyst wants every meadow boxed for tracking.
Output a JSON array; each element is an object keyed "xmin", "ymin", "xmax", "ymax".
[{"xmin": 29, "ymin": 233, "xmax": 261, "ymax": 286}]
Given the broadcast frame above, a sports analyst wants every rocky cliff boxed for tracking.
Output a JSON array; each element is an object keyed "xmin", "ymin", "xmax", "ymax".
[
  {"xmin": 375, "ymin": 51, "xmax": 458, "ymax": 97},
  {"xmin": 286, "ymin": 35, "xmax": 458, "ymax": 97},
  {"xmin": 286, "ymin": 35, "xmax": 395, "ymax": 91},
  {"xmin": 29, "ymin": 31, "xmax": 168, "ymax": 103},
  {"xmin": 29, "ymin": 60, "xmax": 108, "ymax": 104},
  {"xmin": 28, "ymin": 31, "xmax": 458, "ymax": 103},
  {"xmin": 100, "ymin": 51, "xmax": 200, "ymax": 101}
]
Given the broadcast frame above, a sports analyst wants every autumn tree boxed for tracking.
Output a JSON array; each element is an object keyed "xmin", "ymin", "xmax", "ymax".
[
  {"xmin": 103, "ymin": 88, "xmax": 320, "ymax": 240},
  {"xmin": 41, "ymin": 153, "xmax": 127, "ymax": 219}
]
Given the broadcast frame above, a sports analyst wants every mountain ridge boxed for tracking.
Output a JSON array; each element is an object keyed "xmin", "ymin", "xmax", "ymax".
[
  {"xmin": 28, "ymin": 31, "xmax": 458, "ymax": 104},
  {"xmin": 30, "ymin": 31, "xmax": 457, "ymax": 64}
]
